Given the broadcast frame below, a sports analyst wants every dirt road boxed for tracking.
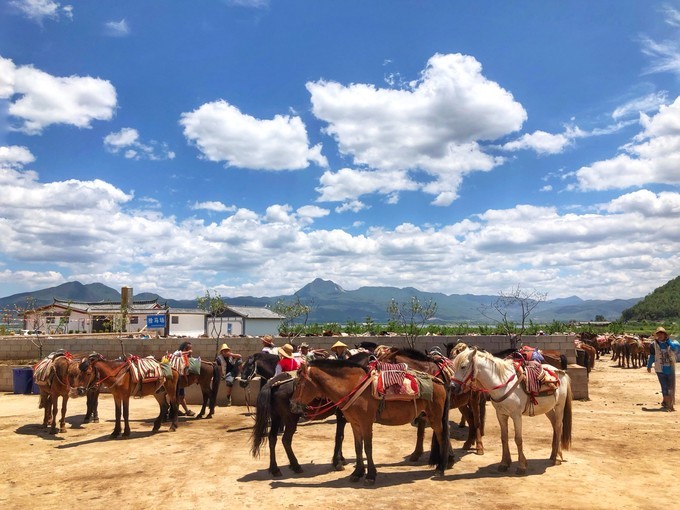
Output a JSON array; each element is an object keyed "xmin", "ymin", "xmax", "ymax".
[{"xmin": 0, "ymin": 358, "xmax": 677, "ymax": 510}]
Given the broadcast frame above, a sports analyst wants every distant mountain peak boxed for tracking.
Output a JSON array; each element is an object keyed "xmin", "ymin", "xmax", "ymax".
[{"xmin": 297, "ymin": 278, "xmax": 345, "ymax": 297}]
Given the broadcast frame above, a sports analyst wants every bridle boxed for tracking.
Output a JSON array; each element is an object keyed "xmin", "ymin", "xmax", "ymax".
[{"xmin": 451, "ymin": 351, "xmax": 520, "ymax": 403}]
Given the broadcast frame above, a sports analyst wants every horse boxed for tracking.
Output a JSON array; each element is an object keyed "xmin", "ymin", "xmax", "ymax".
[
  {"xmin": 33, "ymin": 353, "xmax": 79, "ymax": 434},
  {"xmin": 239, "ymin": 352, "xmax": 279, "ymax": 391},
  {"xmin": 76, "ymin": 353, "xmax": 180, "ymax": 438},
  {"xmin": 72, "ymin": 356, "xmax": 101, "ymax": 424},
  {"xmin": 178, "ymin": 359, "xmax": 221, "ymax": 418},
  {"xmin": 450, "ymin": 347, "xmax": 572, "ymax": 474},
  {"xmin": 292, "ymin": 358, "xmax": 451, "ymax": 485},
  {"xmin": 375, "ymin": 346, "xmax": 486, "ymax": 455},
  {"xmin": 250, "ymin": 351, "xmax": 373, "ymax": 476}
]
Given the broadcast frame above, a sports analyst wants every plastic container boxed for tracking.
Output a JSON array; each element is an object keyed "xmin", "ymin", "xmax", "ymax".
[{"xmin": 12, "ymin": 367, "xmax": 35, "ymax": 394}]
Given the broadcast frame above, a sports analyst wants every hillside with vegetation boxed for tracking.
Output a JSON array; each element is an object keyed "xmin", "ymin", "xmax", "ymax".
[{"xmin": 621, "ymin": 275, "xmax": 680, "ymax": 321}]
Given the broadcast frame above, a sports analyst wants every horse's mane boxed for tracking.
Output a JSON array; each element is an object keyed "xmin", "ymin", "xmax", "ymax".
[
  {"xmin": 452, "ymin": 347, "xmax": 512, "ymax": 377},
  {"xmin": 392, "ymin": 347, "xmax": 432, "ymax": 362},
  {"xmin": 308, "ymin": 358, "xmax": 368, "ymax": 372}
]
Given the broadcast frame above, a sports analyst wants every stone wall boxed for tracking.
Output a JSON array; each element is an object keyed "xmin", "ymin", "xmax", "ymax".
[{"xmin": 0, "ymin": 333, "xmax": 587, "ymax": 400}]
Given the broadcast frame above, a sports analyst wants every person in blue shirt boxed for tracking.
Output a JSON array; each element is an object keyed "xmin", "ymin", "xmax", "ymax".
[{"xmin": 647, "ymin": 327, "xmax": 679, "ymax": 412}]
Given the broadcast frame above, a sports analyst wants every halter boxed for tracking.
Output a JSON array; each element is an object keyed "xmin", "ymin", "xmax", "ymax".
[
  {"xmin": 295, "ymin": 365, "xmax": 373, "ymax": 417},
  {"xmin": 452, "ymin": 352, "xmax": 520, "ymax": 403}
]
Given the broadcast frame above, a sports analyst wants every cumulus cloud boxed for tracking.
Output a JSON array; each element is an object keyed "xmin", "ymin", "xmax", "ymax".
[
  {"xmin": 9, "ymin": 0, "xmax": 72, "ymax": 23},
  {"xmin": 179, "ymin": 99, "xmax": 327, "ymax": 170},
  {"xmin": 190, "ymin": 201, "xmax": 236, "ymax": 213},
  {"xmin": 104, "ymin": 127, "xmax": 175, "ymax": 160},
  {"xmin": 574, "ymin": 97, "xmax": 680, "ymax": 190},
  {"xmin": 0, "ymin": 146, "xmax": 35, "ymax": 168},
  {"xmin": 0, "ymin": 56, "xmax": 117, "ymax": 134},
  {"xmin": 1, "ymin": 165, "xmax": 679, "ymax": 299},
  {"xmin": 307, "ymin": 53, "xmax": 526, "ymax": 206}
]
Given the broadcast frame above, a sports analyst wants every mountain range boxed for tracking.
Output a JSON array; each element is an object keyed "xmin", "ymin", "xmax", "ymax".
[{"xmin": 0, "ymin": 278, "xmax": 641, "ymax": 324}]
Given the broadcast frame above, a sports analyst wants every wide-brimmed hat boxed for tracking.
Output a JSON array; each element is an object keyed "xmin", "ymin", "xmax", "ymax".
[
  {"xmin": 300, "ymin": 342, "xmax": 309, "ymax": 348},
  {"xmin": 261, "ymin": 335, "xmax": 275, "ymax": 346},
  {"xmin": 220, "ymin": 343, "xmax": 230, "ymax": 352},
  {"xmin": 278, "ymin": 343, "xmax": 294, "ymax": 358},
  {"xmin": 331, "ymin": 340, "xmax": 348, "ymax": 350},
  {"xmin": 655, "ymin": 327, "xmax": 668, "ymax": 336}
]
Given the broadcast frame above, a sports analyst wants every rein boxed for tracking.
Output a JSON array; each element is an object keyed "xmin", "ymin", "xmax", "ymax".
[
  {"xmin": 299, "ymin": 368, "xmax": 373, "ymax": 417},
  {"xmin": 452, "ymin": 353, "xmax": 520, "ymax": 402}
]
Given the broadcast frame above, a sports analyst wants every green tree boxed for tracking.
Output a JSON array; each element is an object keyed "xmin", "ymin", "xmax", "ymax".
[{"xmin": 386, "ymin": 296, "xmax": 437, "ymax": 348}]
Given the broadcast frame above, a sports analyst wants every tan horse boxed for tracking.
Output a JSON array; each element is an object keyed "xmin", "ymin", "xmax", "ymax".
[
  {"xmin": 292, "ymin": 358, "xmax": 451, "ymax": 485},
  {"xmin": 34, "ymin": 354, "xmax": 80, "ymax": 434},
  {"xmin": 76, "ymin": 354, "xmax": 179, "ymax": 438}
]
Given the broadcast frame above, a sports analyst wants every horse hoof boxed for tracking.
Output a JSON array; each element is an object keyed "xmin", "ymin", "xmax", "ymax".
[
  {"xmin": 93, "ymin": 418, "xmax": 99, "ymax": 423},
  {"xmin": 333, "ymin": 463, "xmax": 345, "ymax": 471},
  {"xmin": 205, "ymin": 414, "xmax": 213, "ymax": 419},
  {"xmin": 447, "ymin": 456, "xmax": 456, "ymax": 469},
  {"xmin": 349, "ymin": 475, "xmax": 362, "ymax": 483},
  {"xmin": 364, "ymin": 478, "xmax": 376, "ymax": 486},
  {"xmin": 60, "ymin": 428, "xmax": 67, "ymax": 433},
  {"xmin": 291, "ymin": 465, "xmax": 303, "ymax": 474},
  {"xmin": 552, "ymin": 459, "xmax": 562, "ymax": 466},
  {"xmin": 49, "ymin": 429, "xmax": 57, "ymax": 435},
  {"xmin": 408, "ymin": 453, "xmax": 422, "ymax": 462},
  {"xmin": 498, "ymin": 465, "xmax": 509, "ymax": 472},
  {"xmin": 270, "ymin": 468, "xmax": 282, "ymax": 477},
  {"xmin": 83, "ymin": 418, "xmax": 90, "ymax": 424},
  {"xmin": 516, "ymin": 467, "xmax": 527, "ymax": 475},
  {"xmin": 110, "ymin": 432, "xmax": 120, "ymax": 439}
]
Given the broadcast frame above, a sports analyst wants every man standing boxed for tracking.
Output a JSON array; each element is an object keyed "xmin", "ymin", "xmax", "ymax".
[
  {"xmin": 215, "ymin": 343, "xmax": 242, "ymax": 407},
  {"xmin": 647, "ymin": 327, "xmax": 679, "ymax": 412}
]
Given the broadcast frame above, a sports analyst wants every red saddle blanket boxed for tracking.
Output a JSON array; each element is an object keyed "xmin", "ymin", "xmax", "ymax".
[
  {"xmin": 513, "ymin": 360, "xmax": 560, "ymax": 398},
  {"xmin": 128, "ymin": 356, "xmax": 163, "ymax": 383},
  {"xmin": 370, "ymin": 361, "xmax": 421, "ymax": 401}
]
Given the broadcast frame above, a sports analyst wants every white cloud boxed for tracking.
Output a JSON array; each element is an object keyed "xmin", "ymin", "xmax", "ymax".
[
  {"xmin": 179, "ymin": 99, "xmax": 327, "ymax": 170},
  {"xmin": 574, "ymin": 96, "xmax": 680, "ymax": 190},
  {"xmin": 0, "ymin": 56, "xmax": 117, "ymax": 134},
  {"xmin": 104, "ymin": 19, "xmax": 130, "ymax": 37},
  {"xmin": 307, "ymin": 53, "xmax": 526, "ymax": 205},
  {"xmin": 227, "ymin": 0, "xmax": 269, "ymax": 7},
  {"xmin": 335, "ymin": 200, "xmax": 368, "ymax": 214},
  {"xmin": 1, "ymin": 165, "xmax": 679, "ymax": 299},
  {"xmin": 502, "ymin": 130, "xmax": 573, "ymax": 155},
  {"xmin": 0, "ymin": 146, "xmax": 35, "ymax": 168},
  {"xmin": 9, "ymin": 0, "xmax": 72, "ymax": 23},
  {"xmin": 316, "ymin": 167, "xmax": 418, "ymax": 203},
  {"xmin": 190, "ymin": 201, "xmax": 236, "ymax": 213},
  {"xmin": 612, "ymin": 92, "xmax": 668, "ymax": 120},
  {"xmin": 104, "ymin": 127, "xmax": 175, "ymax": 161}
]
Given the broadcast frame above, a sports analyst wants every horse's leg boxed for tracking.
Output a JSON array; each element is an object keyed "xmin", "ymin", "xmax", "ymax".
[
  {"xmin": 83, "ymin": 391, "xmax": 92, "ymax": 424},
  {"xmin": 511, "ymin": 413, "xmax": 527, "ymax": 475},
  {"xmin": 111, "ymin": 395, "xmax": 122, "ymax": 438},
  {"xmin": 332, "ymin": 411, "xmax": 348, "ymax": 470},
  {"xmin": 153, "ymin": 393, "xmax": 166, "ymax": 432},
  {"xmin": 460, "ymin": 404, "xmax": 475, "ymax": 450},
  {"xmin": 49, "ymin": 392, "xmax": 59, "ymax": 434},
  {"xmin": 473, "ymin": 393, "xmax": 485, "ymax": 455},
  {"xmin": 92, "ymin": 390, "xmax": 100, "ymax": 423},
  {"xmin": 408, "ymin": 418, "xmax": 425, "ymax": 461},
  {"xmin": 348, "ymin": 421, "xmax": 365, "ymax": 483},
  {"xmin": 59, "ymin": 394, "xmax": 68, "ymax": 433},
  {"xmin": 268, "ymin": 414, "xmax": 282, "ymax": 476},
  {"xmin": 363, "ymin": 423, "xmax": 377, "ymax": 486},
  {"xmin": 496, "ymin": 410, "xmax": 512, "ymax": 472},
  {"xmin": 122, "ymin": 397, "xmax": 131, "ymax": 437},
  {"xmin": 546, "ymin": 408, "xmax": 561, "ymax": 465},
  {"xmin": 281, "ymin": 414, "xmax": 303, "ymax": 474}
]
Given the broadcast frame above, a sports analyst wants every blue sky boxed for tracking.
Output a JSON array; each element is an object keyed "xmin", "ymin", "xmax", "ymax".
[{"xmin": 1, "ymin": 0, "xmax": 679, "ymax": 301}]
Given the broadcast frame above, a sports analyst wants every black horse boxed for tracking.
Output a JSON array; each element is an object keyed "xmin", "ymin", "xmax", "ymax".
[{"xmin": 248, "ymin": 351, "xmax": 373, "ymax": 476}]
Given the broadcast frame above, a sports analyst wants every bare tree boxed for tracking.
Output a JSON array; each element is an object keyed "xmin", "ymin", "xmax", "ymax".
[
  {"xmin": 23, "ymin": 297, "xmax": 46, "ymax": 359},
  {"xmin": 479, "ymin": 285, "xmax": 547, "ymax": 348},
  {"xmin": 197, "ymin": 290, "xmax": 228, "ymax": 355},
  {"xmin": 387, "ymin": 296, "xmax": 437, "ymax": 349},
  {"xmin": 271, "ymin": 295, "xmax": 312, "ymax": 338}
]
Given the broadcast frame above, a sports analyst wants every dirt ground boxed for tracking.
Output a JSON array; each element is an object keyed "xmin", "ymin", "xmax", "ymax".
[{"xmin": 0, "ymin": 358, "xmax": 678, "ymax": 510}]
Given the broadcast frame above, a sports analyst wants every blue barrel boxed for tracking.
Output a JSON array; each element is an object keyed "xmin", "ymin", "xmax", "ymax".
[{"xmin": 12, "ymin": 367, "xmax": 35, "ymax": 394}]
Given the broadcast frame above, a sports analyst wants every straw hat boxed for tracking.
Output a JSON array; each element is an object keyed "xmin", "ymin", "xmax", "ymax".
[
  {"xmin": 278, "ymin": 343, "xmax": 294, "ymax": 359},
  {"xmin": 331, "ymin": 340, "xmax": 348, "ymax": 350},
  {"xmin": 300, "ymin": 342, "xmax": 309, "ymax": 348},
  {"xmin": 219, "ymin": 343, "xmax": 230, "ymax": 352},
  {"xmin": 261, "ymin": 335, "xmax": 274, "ymax": 347},
  {"xmin": 655, "ymin": 327, "xmax": 668, "ymax": 336}
]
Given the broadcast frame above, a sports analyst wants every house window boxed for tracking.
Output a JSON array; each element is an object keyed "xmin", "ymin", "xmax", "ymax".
[
  {"xmin": 171, "ymin": 316, "xmax": 179, "ymax": 324},
  {"xmin": 227, "ymin": 323, "xmax": 232, "ymax": 334},
  {"xmin": 129, "ymin": 316, "xmax": 138, "ymax": 324}
]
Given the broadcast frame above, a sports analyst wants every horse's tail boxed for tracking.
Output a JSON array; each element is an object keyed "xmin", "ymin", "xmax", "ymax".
[
  {"xmin": 428, "ymin": 380, "xmax": 451, "ymax": 471},
  {"xmin": 561, "ymin": 374, "xmax": 573, "ymax": 451},
  {"xmin": 250, "ymin": 381, "xmax": 272, "ymax": 458}
]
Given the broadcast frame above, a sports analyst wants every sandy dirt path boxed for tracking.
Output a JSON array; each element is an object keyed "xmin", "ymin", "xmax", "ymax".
[{"xmin": 0, "ymin": 358, "xmax": 678, "ymax": 510}]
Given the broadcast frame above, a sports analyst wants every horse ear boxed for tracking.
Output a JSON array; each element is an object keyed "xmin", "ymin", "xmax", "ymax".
[{"xmin": 471, "ymin": 346, "xmax": 477, "ymax": 355}]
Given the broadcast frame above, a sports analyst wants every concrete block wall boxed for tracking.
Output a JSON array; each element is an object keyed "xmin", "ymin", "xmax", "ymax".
[{"xmin": 0, "ymin": 334, "xmax": 583, "ymax": 400}]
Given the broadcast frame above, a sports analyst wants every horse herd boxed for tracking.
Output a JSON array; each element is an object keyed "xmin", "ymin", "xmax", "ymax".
[
  {"xmin": 576, "ymin": 332, "xmax": 653, "ymax": 369},
  {"xmin": 29, "ymin": 340, "xmax": 575, "ymax": 485}
]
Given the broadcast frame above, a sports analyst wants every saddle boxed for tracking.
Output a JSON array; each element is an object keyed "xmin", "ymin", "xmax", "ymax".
[
  {"xmin": 369, "ymin": 361, "xmax": 433, "ymax": 401},
  {"xmin": 127, "ymin": 355, "xmax": 164, "ymax": 384},
  {"xmin": 168, "ymin": 354, "xmax": 201, "ymax": 376},
  {"xmin": 33, "ymin": 350, "xmax": 73, "ymax": 385},
  {"xmin": 513, "ymin": 359, "xmax": 560, "ymax": 403}
]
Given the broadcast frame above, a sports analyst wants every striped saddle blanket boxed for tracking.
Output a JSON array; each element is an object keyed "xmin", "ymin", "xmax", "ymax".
[
  {"xmin": 370, "ymin": 362, "xmax": 421, "ymax": 401},
  {"xmin": 127, "ymin": 356, "xmax": 163, "ymax": 383},
  {"xmin": 168, "ymin": 354, "xmax": 201, "ymax": 375},
  {"xmin": 33, "ymin": 351, "xmax": 72, "ymax": 384},
  {"xmin": 514, "ymin": 360, "xmax": 560, "ymax": 399}
]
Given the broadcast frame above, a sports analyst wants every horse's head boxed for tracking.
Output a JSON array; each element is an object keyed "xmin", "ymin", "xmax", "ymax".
[
  {"xmin": 238, "ymin": 355, "xmax": 256, "ymax": 388},
  {"xmin": 450, "ymin": 346, "xmax": 477, "ymax": 395},
  {"xmin": 70, "ymin": 356, "xmax": 99, "ymax": 395},
  {"xmin": 291, "ymin": 362, "xmax": 321, "ymax": 407}
]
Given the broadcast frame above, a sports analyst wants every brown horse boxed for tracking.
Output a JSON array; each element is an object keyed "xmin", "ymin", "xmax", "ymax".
[
  {"xmin": 376, "ymin": 346, "xmax": 486, "ymax": 455},
  {"xmin": 34, "ymin": 353, "xmax": 79, "ymax": 434},
  {"xmin": 292, "ymin": 358, "xmax": 451, "ymax": 485},
  {"xmin": 178, "ymin": 360, "xmax": 220, "ymax": 419},
  {"xmin": 77, "ymin": 354, "xmax": 179, "ymax": 438}
]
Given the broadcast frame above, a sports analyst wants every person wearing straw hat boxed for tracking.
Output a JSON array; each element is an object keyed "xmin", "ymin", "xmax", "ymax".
[
  {"xmin": 329, "ymin": 340, "xmax": 350, "ymax": 360},
  {"xmin": 274, "ymin": 343, "xmax": 300, "ymax": 376},
  {"xmin": 215, "ymin": 343, "xmax": 242, "ymax": 406},
  {"xmin": 647, "ymin": 327, "xmax": 679, "ymax": 412},
  {"xmin": 260, "ymin": 335, "xmax": 278, "ymax": 355}
]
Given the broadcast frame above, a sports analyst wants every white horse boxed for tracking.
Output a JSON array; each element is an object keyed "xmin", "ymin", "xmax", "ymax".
[{"xmin": 450, "ymin": 347, "xmax": 572, "ymax": 474}]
